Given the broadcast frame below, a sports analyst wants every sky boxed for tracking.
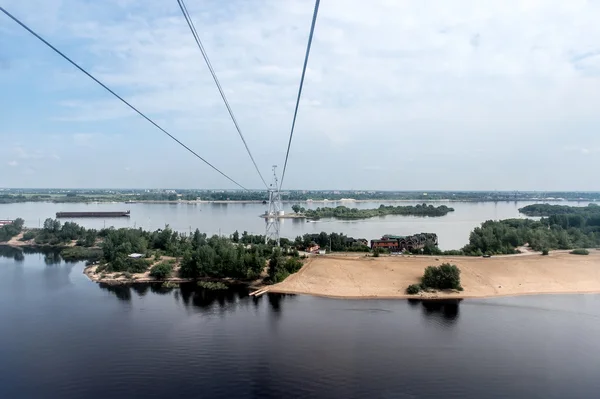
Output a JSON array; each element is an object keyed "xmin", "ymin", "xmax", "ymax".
[{"xmin": 1, "ymin": 0, "xmax": 600, "ymax": 191}]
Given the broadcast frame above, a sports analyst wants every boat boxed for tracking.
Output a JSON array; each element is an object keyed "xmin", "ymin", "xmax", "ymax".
[{"xmin": 55, "ymin": 210, "xmax": 131, "ymax": 218}]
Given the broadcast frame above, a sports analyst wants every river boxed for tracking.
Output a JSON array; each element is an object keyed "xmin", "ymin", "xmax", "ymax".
[
  {"xmin": 0, "ymin": 200, "xmax": 589, "ymax": 249},
  {"xmin": 1, "ymin": 251, "xmax": 599, "ymax": 398}
]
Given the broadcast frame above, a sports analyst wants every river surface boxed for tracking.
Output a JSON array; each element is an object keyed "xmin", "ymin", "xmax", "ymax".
[
  {"xmin": 1, "ymin": 252, "xmax": 600, "ymax": 399},
  {"xmin": 0, "ymin": 200, "xmax": 589, "ymax": 249}
]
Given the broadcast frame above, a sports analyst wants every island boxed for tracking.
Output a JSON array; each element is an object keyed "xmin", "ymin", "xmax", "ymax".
[{"xmin": 294, "ymin": 203, "xmax": 454, "ymax": 220}]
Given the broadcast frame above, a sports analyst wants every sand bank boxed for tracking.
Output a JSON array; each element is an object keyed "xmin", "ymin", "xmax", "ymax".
[{"xmin": 269, "ymin": 251, "xmax": 600, "ymax": 299}]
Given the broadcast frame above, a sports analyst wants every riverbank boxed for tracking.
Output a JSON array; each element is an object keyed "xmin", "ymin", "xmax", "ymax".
[
  {"xmin": 83, "ymin": 261, "xmax": 265, "ymax": 288},
  {"xmin": 0, "ymin": 231, "xmax": 77, "ymax": 249},
  {"xmin": 269, "ymin": 250, "xmax": 600, "ymax": 299}
]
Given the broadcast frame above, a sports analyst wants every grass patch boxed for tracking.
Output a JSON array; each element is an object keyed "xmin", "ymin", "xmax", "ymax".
[
  {"xmin": 60, "ymin": 246, "xmax": 103, "ymax": 261},
  {"xmin": 108, "ymin": 257, "xmax": 151, "ymax": 273},
  {"xmin": 197, "ymin": 281, "xmax": 228, "ymax": 290}
]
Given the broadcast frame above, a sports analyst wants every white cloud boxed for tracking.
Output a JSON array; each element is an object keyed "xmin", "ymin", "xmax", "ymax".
[
  {"xmin": 2, "ymin": 0, "xmax": 600, "ymax": 189},
  {"xmin": 12, "ymin": 145, "xmax": 61, "ymax": 161},
  {"xmin": 7, "ymin": 160, "xmax": 18, "ymax": 167}
]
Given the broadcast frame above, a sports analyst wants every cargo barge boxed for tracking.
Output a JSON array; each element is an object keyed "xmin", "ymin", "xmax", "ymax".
[{"xmin": 56, "ymin": 210, "xmax": 130, "ymax": 218}]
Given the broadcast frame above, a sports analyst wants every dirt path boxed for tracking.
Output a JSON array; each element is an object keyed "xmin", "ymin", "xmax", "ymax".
[{"xmin": 270, "ymin": 251, "xmax": 600, "ymax": 299}]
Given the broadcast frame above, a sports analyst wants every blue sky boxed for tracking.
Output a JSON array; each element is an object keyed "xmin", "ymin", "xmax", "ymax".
[{"xmin": 2, "ymin": 0, "xmax": 600, "ymax": 190}]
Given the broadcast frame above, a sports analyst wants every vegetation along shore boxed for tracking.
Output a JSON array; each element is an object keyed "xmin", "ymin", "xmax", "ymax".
[{"xmin": 1, "ymin": 202, "xmax": 599, "ymax": 298}]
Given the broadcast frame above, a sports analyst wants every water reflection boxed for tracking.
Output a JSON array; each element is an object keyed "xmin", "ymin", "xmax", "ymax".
[
  {"xmin": 149, "ymin": 284, "xmax": 175, "ymax": 296},
  {"xmin": 0, "ymin": 245, "xmax": 25, "ymax": 261},
  {"xmin": 44, "ymin": 251, "xmax": 62, "ymax": 265},
  {"xmin": 130, "ymin": 284, "xmax": 150, "ymax": 297},
  {"xmin": 267, "ymin": 293, "xmax": 284, "ymax": 313},
  {"xmin": 98, "ymin": 283, "xmax": 132, "ymax": 301},
  {"xmin": 178, "ymin": 283, "xmax": 248, "ymax": 311},
  {"xmin": 420, "ymin": 299, "xmax": 462, "ymax": 324},
  {"xmin": 95, "ymin": 281, "xmax": 299, "ymax": 318},
  {"xmin": 96, "ymin": 281, "xmax": 250, "ymax": 311}
]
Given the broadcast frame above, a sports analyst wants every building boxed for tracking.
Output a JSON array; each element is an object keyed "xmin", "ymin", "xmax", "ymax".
[
  {"xmin": 307, "ymin": 243, "xmax": 320, "ymax": 253},
  {"xmin": 370, "ymin": 233, "xmax": 438, "ymax": 252}
]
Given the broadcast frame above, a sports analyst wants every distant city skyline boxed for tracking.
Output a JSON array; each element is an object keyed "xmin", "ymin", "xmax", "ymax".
[{"xmin": 2, "ymin": 0, "xmax": 600, "ymax": 190}]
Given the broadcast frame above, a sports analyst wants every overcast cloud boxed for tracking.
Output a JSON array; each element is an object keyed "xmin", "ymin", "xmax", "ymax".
[{"xmin": 1, "ymin": 0, "xmax": 599, "ymax": 190}]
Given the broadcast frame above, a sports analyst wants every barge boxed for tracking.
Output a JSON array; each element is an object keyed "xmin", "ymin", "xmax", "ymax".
[{"xmin": 56, "ymin": 210, "xmax": 130, "ymax": 218}]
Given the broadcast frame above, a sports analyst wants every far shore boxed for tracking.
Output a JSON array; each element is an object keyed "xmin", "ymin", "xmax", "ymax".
[
  {"xmin": 268, "ymin": 250, "xmax": 600, "ymax": 300},
  {"xmin": 2, "ymin": 198, "xmax": 533, "ymax": 205}
]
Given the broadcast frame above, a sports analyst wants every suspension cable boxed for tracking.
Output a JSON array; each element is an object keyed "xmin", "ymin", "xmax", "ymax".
[
  {"xmin": 279, "ymin": 0, "xmax": 320, "ymax": 189},
  {"xmin": 0, "ymin": 6, "xmax": 248, "ymax": 190},
  {"xmin": 176, "ymin": 0, "xmax": 269, "ymax": 189}
]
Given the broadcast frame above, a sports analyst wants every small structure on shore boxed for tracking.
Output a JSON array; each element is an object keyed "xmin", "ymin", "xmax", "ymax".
[{"xmin": 307, "ymin": 243, "xmax": 320, "ymax": 254}]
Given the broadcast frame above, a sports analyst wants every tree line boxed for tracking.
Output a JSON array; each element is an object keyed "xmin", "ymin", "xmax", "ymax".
[
  {"xmin": 6, "ymin": 190, "xmax": 599, "ymax": 204},
  {"xmin": 461, "ymin": 217, "xmax": 600, "ymax": 255},
  {"xmin": 292, "ymin": 204, "xmax": 454, "ymax": 220},
  {"xmin": 0, "ymin": 218, "xmax": 24, "ymax": 242},
  {"xmin": 519, "ymin": 203, "xmax": 600, "ymax": 217}
]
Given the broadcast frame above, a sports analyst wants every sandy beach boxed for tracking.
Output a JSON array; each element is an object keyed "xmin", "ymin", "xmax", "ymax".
[{"xmin": 270, "ymin": 250, "xmax": 600, "ymax": 299}]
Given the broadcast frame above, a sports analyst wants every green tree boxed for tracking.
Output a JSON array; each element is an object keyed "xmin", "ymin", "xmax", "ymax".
[
  {"xmin": 150, "ymin": 262, "xmax": 173, "ymax": 279},
  {"xmin": 421, "ymin": 263, "xmax": 462, "ymax": 290}
]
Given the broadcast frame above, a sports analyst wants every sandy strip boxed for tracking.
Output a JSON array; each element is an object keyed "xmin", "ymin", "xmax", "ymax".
[{"xmin": 270, "ymin": 251, "xmax": 600, "ymax": 299}]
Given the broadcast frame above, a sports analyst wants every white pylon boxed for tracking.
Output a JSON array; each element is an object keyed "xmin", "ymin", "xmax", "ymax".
[{"xmin": 265, "ymin": 165, "xmax": 282, "ymax": 246}]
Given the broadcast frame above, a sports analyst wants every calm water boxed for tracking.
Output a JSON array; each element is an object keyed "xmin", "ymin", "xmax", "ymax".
[
  {"xmin": 1, "ymin": 252, "xmax": 600, "ymax": 399},
  {"xmin": 0, "ymin": 200, "xmax": 590, "ymax": 249}
]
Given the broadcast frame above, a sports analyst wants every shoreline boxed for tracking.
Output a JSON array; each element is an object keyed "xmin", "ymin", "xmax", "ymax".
[
  {"xmin": 82, "ymin": 263, "xmax": 263, "ymax": 289},
  {"xmin": 4, "ymin": 234, "xmax": 600, "ymax": 301},
  {"xmin": 3, "ymin": 198, "xmax": 595, "ymax": 206},
  {"xmin": 268, "ymin": 251, "xmax": 600, "ymax": 300},
  {"xmin": 267, "ymin": 287, "xmax": 600, "ymax": 301}
]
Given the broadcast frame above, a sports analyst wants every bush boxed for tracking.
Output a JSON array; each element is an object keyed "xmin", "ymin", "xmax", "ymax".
[
  {"xmin": 421, "ymin": 263, "xmax": 462, "ymax": 291},
  {"xmin": 541, "ymin": 249, "xmax": 549, "ymax": 256},
  {"xmin": 21, "ymin": 231, "xmax": 36, "ymax": 241},
  {"xmin": 570, "ymin": 248, "xmax": 589, "ymax": 255},
  {"xmin": 406, "ymin": 284, "xmax": 422, "ymax": 295},
  {"xmin": 373, "ymin": 248, "xmax": 390, "ymax": 257},
  {"xmin": 149, "ymin": 262, "xmax": 173, "ymax": 279},
  {"xmin": 283, "ymin": 257, "xmax": 303, "ymax": 274}
]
